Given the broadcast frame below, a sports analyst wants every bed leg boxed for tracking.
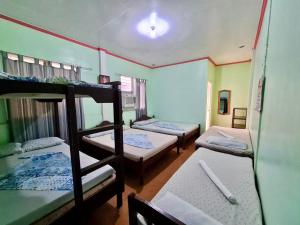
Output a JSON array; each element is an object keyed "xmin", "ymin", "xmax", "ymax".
[
  {"xmin": 176, "ymin": 144, "xmax": 180, "ymax": 154},
  {"xmin": 182, "ymin": 134, "xmax": 186, "ymax": 150},
  {"xmin": 117, "ymin": 192, "xmax": 123, "ymax": 208},
  {"xmin": 139, "ymin": 158, "xmax": 144, "ymax": 185}
]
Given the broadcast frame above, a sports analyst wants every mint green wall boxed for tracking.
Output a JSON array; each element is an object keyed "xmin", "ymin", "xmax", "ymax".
[
  {"xmin": 148, "ymin": 60, "xmax": 208, "ymax": 132},
  {"xmin": 212, "ymin": 62, "xmax": 251, "ymax": 127},
  {"xmin": 249, "ymin": 1, "xmax": 300, "ymax": 224},
  {"xmin": 207, "ymin": 61, "xmax": 216, "ymax": 129},
  {"xmin": 104, "ymin": 54, "xmax": 151, "ymax": 125},
  {"xmin": 249, "ymin": 2, "xmax": 270, "ymax": 161},
  {"xmin": 0, "ymin": 19, "xmax": 102, "ymax": 132}
]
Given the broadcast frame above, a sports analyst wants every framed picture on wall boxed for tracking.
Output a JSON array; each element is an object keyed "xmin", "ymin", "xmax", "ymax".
[
  {"xmin": 255, "ymin": 76, "xmax": 265, "ymax": 112},
  {"xmin": 99, "ymin": 74, "xmax": 110, "ymax": 84}
]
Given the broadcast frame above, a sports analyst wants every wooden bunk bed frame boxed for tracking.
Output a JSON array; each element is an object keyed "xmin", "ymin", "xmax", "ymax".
[
  {"xmin": 82, "ymin": 120, "xmax": 179, "ymax": 185},
  {"xmin": 0, "ymin": 79, "xmax": 125, "ymax": 224},
  {"xmin": 130, "ymin": 115, "xmax": 201, "ymax": 149}
]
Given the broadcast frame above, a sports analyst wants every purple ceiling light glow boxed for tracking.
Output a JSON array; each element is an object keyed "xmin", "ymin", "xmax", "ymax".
[{"xmin": 137, "ymin": 12, "xmax": 169, "ymax": 39}]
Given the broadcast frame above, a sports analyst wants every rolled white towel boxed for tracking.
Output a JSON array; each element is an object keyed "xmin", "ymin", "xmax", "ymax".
[
  {"xmin": 199, "ymin": 160, "xmax": 237, "ymax": 204},
  {"xmin": 206, "ymin": 136, "xmax": 247, "ymax": 150}
]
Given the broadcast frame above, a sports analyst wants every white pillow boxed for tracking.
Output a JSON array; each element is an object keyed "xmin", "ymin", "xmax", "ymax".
[
  {"xmin": 22, "ymin": 137, "xmax": 64, "ymax": 152},
  {"xmin": 0, "ymin": 143, "xmax": 23, "ymax": 158},
  {"xmin": 134, "ymin": 118, "xmax": 159, "ymax": 126}
]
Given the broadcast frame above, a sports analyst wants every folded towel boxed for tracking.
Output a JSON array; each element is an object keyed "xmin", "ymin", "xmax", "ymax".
[
  {"xmin": 153, "ymin": 122, "xmax": 184, "ymax": 131},
  {"xmin": 154, "ymin": 192, "xmax": 223, "ymax": 225},
  {"xmin": 217, "ymin": 131, "xmax": 234, "ymax": 139},
  {"xmin": 206, "ymin": 136, "xmax": 247, "ymax": 150},
  {"xmin": 112, "ymin": 133, "xmax": 154, "ymax": 149},
  {"xmin": 199, "ymin": 160, "xmax": 237, "ymax": 204}
]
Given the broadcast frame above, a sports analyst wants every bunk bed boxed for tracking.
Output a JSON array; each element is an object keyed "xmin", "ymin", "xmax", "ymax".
[
  {"xmin": 195, "ymin": 126, "xmax": 253, "ymax": 157},
  {"xmin": 0, "ymin": 78, "xmax": 124, "ymax": 225},
  {"xmin": 128, "ymin": 148, "xmax": 262, "ymax": 225},
  {"xmin": 82, "ymin": 121, "xmax": 178, "ymax": 185},
  {"xmin": 130, "ymin": 115, "xmax": 200, "ymax": 149}
]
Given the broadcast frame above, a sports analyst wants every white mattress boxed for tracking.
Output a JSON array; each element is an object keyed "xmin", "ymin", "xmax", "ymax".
[
  {"xmin": 195, "ymin": 126, "xmax": 253, "ymax": 157},
  {"xmin": 0, "ymin": 143, "xmax": 115, "ymax": 225},
  {"xmin": 152, "ymin": 148, "xmax": 262, "ymax": 225},
  {"xmin": 82, "ymin": 128, "xmax": 178, "ymax": 162},
  {"xmin": 132, "ymin": 121, "xmax": 199, "ymax": 137}
]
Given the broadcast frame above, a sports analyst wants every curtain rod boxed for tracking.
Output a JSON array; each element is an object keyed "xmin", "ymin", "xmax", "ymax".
[{"xmin": 0, "ymin": 50, "xmax": 93, "ymax": 71}]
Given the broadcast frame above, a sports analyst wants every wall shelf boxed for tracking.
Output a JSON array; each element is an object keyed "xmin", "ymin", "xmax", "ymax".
[{"xmin": 232, "ymin": 108, "xmax": 247, "ymax": 129}]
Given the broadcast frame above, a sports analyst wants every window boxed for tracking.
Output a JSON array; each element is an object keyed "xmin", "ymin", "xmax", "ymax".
[
  {"xmin": 121, "ymin": 76, "xmax": 133, "ymax": 92},
  {"xmin": 121, "ymin": 76, "xmax": 135, "ymax": 110}
]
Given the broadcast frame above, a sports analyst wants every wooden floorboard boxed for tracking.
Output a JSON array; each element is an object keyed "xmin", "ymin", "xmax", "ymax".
[{"xmin": 56, "ymin": 143, "xmax": 196, "ymax": 225}]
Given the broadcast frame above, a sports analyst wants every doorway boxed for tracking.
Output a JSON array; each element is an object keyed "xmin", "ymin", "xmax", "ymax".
[{"xmin": 206, "ymin": 82, "xmax": 213, "ymax": 130}]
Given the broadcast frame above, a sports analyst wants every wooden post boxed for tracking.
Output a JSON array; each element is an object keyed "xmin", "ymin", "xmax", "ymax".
[
  {"xmin": 66, "ymin": 86, "xmax": 83, "ymax": 209},
  {"xmin": 112, "ymin": 83, "xmax": 124, "ymax": 206}
]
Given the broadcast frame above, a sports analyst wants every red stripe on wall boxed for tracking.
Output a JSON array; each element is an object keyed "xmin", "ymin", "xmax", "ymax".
[
  {"xmin": 253, "ymin": 0, "xmax": 268, "ymax": 49},
  {"xmin": 0, "ymin": 14, "xmax": 99, "ymax": 51},
  {"xmin": 152, "ymin": 57, "xmax": 211, "ymax": 69},
  {"xmin": 105, "ymin": 51, "xmax": 152, "ymax": 69},
  {"xmin": 0, "ymin": 13, "xmax": 255, "ymax": 69},
  {"xmin": 216, "ymin": 59, "xmax": 252, "ymax": 67}
]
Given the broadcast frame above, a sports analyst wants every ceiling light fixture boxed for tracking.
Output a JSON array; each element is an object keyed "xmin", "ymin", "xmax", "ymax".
[{"xmin": 137, "ymin": 12, "xmax": 169, "ymax": 39}]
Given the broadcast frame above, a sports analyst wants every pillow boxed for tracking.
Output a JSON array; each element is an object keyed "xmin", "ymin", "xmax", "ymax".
[
  {"xmin": 134, "ymin": 118, "xmax": 159, "ymax": 126},
  {"xmin": 22, "ymin": 137, "xmax": 64, "ymax": 152},
  {"xmin": 0, "ymin": 143, "xmax": 23, "ymax": 158}
]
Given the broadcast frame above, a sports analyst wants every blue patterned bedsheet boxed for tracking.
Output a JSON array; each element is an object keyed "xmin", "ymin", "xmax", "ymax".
[
  {"xmin": 112, "ymin": 133, "xmax": 154, "ymax": 149},
  {"xmin": 0, "ymin": 152, "xmax": 73, "ymax": 191},
  {"xmin": 153, "ymin": 122, "xmax": 184, "ymax": 131}
]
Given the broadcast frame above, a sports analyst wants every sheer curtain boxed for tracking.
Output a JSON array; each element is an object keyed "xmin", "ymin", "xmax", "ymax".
[
  {"xmin": 135, "ymin": 78, "xmax": 147, "ymax": 119},
  {"xmin": 2, "ymin": 52, "xmax": 84, "ymax": 142},
  {"xmin": 44, "ymin": 63, "xmax": 84, "ymax": 141}
]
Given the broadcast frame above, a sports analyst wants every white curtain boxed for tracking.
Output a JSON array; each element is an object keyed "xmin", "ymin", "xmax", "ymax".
[
  {"xmin": 135, "ymin": 78, "xmax": 147, "ymax": 118},
  {"xmin": 3, "ymin": 52, "xmax": 84, "ymax": 142}
]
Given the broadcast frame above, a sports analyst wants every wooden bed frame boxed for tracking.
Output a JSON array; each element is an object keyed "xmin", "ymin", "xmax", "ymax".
[
  {"xmin": 130, "ymin": 115, "xmax": 201, "ymax": 149},
  {"xmin": 0, "ymin": 79, "xmax": 124, "ymax": 224},
  {"xmin": 128, "ymin": 193, "xmax": 185, "ymax": 225},
  {"xmin": 82, "ymin": 120, "xmax": 179, "ymax": 185}
]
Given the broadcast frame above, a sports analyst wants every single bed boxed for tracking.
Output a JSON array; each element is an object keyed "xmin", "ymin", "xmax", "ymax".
[
  {"xmin": 82, "ymin": 122, "xmax": 178, "ymax": 185},
  {"xmin": 130, "ymin": 115, "xmax": 200, "ymax": 149},
  {"xmin": 0, "ymin": 143, "xmax": 116, "ymax": 225},
  {"xmin": 128, "ymin": 148, "xmax": 262, "ymax": 225},
  {"xmin": 195, "ymin": 126, "xmax": 253, "ymax": 157}
]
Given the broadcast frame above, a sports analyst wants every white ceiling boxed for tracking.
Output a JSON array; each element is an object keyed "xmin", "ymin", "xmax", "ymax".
[{"xmin": 0, "ymin": 0, "xmax": 262, "ymax": 67}]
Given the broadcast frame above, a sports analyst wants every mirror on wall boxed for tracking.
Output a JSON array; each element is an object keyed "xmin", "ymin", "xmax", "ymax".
[{"xmin": 218, "ymin": 90, "xmax": 231, "ymax": 115}]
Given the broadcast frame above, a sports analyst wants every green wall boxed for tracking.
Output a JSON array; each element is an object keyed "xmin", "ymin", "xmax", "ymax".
[
  {"xmin": 249, "ymin": 1, "xmax": 300, "ymax": 224},
  {"xmin": 0, "ymin": 18, "xmax": 151, "ymax": 143},
  {"xmin": 148, "ymin": 60, "xmax": 208, "ymax": 132},
  {"xmin": 103, "ymin": 54, "xmax": 151, "ymax": 124},
  {"xmin": 0, "ymin": 18, "xmax": 101, "ymax": 134},
  {"xmin": 212, "ymin": 62, "xmax": 251, "ymax": 127}
]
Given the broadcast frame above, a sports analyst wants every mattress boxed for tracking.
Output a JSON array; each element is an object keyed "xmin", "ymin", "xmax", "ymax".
[
  {"xmin": 152, "ymin": 148, "xmax": 262, "ymax": 225},
  {"xmin": 0, "ymin": 143, "xmax": 115, "ymax": 225},
  {"xmin": 195, "ymin": 126, "xmax": 253, "ymax": 157},
  {"xmin": 132, "ymin": 121, "xmax": 199, "ymax": 137},
  {"xmin": 82, "ymin": 128, "xmax": 178, "ymax": 162}
]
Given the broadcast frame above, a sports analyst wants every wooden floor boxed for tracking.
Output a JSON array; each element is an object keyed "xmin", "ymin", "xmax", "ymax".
[{"xmin": 56, "ymin": 143, "xmax": 196, "ymax": 225}]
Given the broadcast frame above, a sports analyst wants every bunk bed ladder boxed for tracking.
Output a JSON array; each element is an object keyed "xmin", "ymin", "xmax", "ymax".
[
  {"xmin": 66, "ymin": 82, "xmax": 124, "ymax": 212},
  {"xmin": 66, "ymin": 86, "xmax": 84, "ymax": 207}
]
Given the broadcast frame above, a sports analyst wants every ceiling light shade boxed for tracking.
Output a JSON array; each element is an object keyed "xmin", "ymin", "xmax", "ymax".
[{"xmin": 137, "ymin": 12, "xmax": 169, "ymax": 39}]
